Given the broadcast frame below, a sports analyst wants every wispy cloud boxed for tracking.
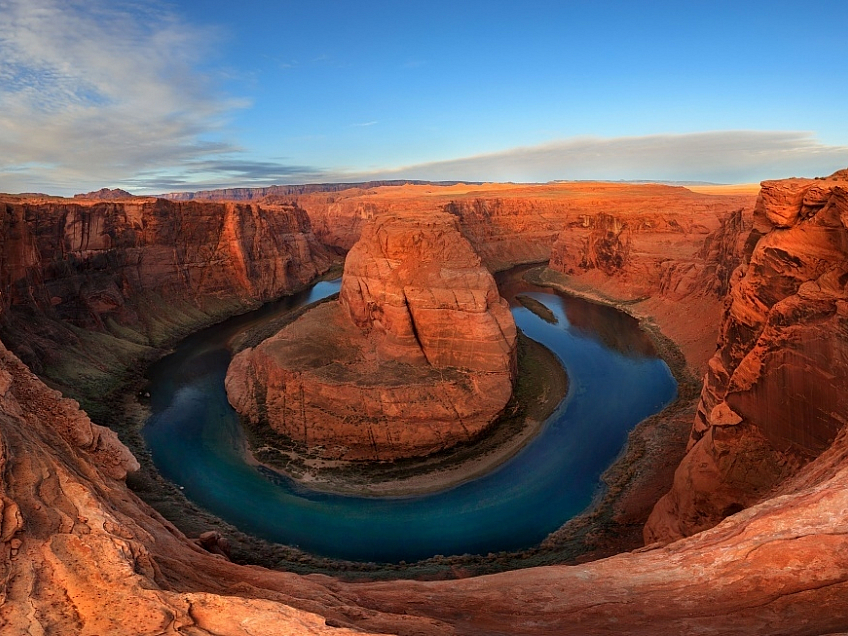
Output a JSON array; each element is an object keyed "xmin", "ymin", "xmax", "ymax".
[
  {"xmin": 0, "ymin": 0, "xmax": 244, "ymax": 194},
  {"xmin": 123, "ymin": 158, "xmax": 330, "ymax": 193},
  {"xmin": 94, "ymin": 131, "xmax": 848, "ymax": 195},
  {"xmin": 351, "ymin": 121, "xmax": 378, "ymax": 128},
  {"xmin": 370, "ymin": 131, "xmax": 848, "ymax": 184}
]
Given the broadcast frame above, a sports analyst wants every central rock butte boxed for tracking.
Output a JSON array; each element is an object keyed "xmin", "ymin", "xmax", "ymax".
[{"xmin": 225, "ymin": 211, "xmax": 518, "ymax": 460}]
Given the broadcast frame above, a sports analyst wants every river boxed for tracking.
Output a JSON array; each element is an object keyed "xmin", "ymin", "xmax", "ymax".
[{"xmin": 142, "ymin": 270, "xmax": 676, "ymax": 563}]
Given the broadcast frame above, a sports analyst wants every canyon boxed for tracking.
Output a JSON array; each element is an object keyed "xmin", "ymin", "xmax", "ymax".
[
  {"xmin": 1, "ymin": 175, "xmax": 848, "ymax": 634},
  {"xmin": 0, "ymin": 195, "xmax": 333, "ymax": 417}
]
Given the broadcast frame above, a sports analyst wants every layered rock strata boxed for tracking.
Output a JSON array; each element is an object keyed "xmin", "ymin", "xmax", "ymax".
[
  {"xmin": 4, "ymin": 324, "xmax": 848, "ymax": 634},
  {"xmin": 646, "ymin": 171, "xmax": 848, "ymax": 541},
  {"xmin": 547, "ymin": 203, "xmax": 752, "ymax": 376},
  {"xmin": 292, "ymin": 182, "xmax": 756, "ymax": 272},
  {"xmin": 0, "ymin": 196, "xmax": 332, "ymax": 404},
  {"xmin": 2, "ymin": 180, "xmax": 848, "ymax": 634},
  {"xmin": 226, "ymin": 211, "xmax": 517, "ymax": 460}
]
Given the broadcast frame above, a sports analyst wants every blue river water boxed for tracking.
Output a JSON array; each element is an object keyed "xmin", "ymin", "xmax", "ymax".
[{"xmin": 142, "ymin": 273, "xmax": 676, "ymax": 563}]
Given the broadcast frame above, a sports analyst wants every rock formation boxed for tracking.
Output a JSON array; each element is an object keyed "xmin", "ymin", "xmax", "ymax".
[
  {"xmin": 646, "ymin": 172, "xmax": 848, "ymax": 542},
  {"xmin": 3, "ymin": 178, "xmax": 848, "ymax": 634},
  {"xmin": 293, "ymin": 182, "xmax": 755, "ymax": 273},
  {"xmin": 3, "ymin": 304, "xmax": 848, "ymax": 634},
  {"xmin": 226, "ymin": 211, "xmax": 517, "ymax": 460},
  {"xmin": 0, "ymin": 196, "xmax": 333, "ymax": 408},
  {"xmin": 547, "ymin": 200, "xmax": 753, "ymax": 375},
  {"xmin": 73, "ymin": 187, "xmax": 135, "ymax": 200}
]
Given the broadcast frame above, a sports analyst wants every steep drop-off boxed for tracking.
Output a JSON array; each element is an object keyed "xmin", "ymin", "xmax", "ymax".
[
  {"xmin": 646, "ymin": 171, "xmax": 848, "ymax": 541},
  {"xmin": 0, "ymin": 196, "xmax": 333, "ymax": 411},
  {"xmin": 3, "ymin": 179, "xmax": 848, "ymax": 635},
  {"xmin": 547, "ymin": 203, "xmax": 752, "ymax": 372},
  {"xmin": 292, "ymin": 182, "xmax": 755, "ymax": 274},
  {"xmin": 226, "ymin": 211, "xmax": 517, "ymax": 460}
]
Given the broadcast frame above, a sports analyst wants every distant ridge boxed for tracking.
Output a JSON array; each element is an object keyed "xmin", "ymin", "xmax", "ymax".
[
  {"xmin": 556, "ymin": 179, "xmax": 726, "ymax": 186},
  {"xmin": 73, "ymin": 188, "xmax": 135, "ymax": 200},
  {"xmin": 158, "ymin": 180, "xmax": 483, "ymax": 202}
]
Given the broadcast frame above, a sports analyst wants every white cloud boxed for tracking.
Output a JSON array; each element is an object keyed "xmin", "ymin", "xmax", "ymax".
[
  {"xmin": 0, "ymin": 0, "xmax": 243, "ymax": 194},
  {"xmin": 369, "ymin": 131, "xmax": 848, "ymax": 184},
  {"xmin": 106, "ymin": 131, "xmax": 848, "ymax": 195},
  {"xmin": 0, "ymin": 3, "xmax": 845, "ymax": 199}
]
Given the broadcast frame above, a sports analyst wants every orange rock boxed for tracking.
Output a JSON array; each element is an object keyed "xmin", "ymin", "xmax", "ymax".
[
  {"xmin": 0, "ymin": 195, "xmax": 334, "ymax": 392},
  {"xmin": 226, "ymin": 211, "xmax": 517, "ymax": 460},
  {"xmin": 290, "ymin": 181, "xmax": 755, "ymax": 271},
  {"xmin": 646, "ymin": 171, "xmax": 848, "ymax": 542},
  {"xmin": 1, "ymin": 180, "xmax": 848, "ymax": 635}
]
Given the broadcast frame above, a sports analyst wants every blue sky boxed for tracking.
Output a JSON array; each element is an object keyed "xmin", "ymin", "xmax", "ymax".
[{"xmin": 1, "ymin": 0, "xmax": 847, "ymax": 195}]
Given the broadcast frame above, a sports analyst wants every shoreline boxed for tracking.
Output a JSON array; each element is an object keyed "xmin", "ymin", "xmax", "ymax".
[
  {"xmin": 239, "ymin": 331, "xmax": 568, "ymax": 497},
  {"xmin": 112, "ymin": 264, "xmax": 696, "ymax": 579},
  {"xmin": 522, "ymin": 266, "xmax": 698, "ymax": 559}
]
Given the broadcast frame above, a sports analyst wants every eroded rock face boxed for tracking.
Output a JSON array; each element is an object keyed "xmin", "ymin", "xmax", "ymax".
[
  {"xmin": 553, "ymin": 212, "xmax": 633, "ymax": 276},
  {"xmin": 339, "ymin": 213, "xmax": 517, "ymax": 373},
  {"xmin": 3, "ymin": 182, "xmax": 848, "ymax": 634},
  {"xmin": 226, "ymin": 212, "xmax": 517, "ymax": 460},
  {"xmin": 0, "ymin": 196, "xmax": 333, "ymax": 401},
  {"xmin": 294, "ymin": 182, "xmax": 755, "ymax": 271},
  {"xmin": 550, "ymin": 207, "xmax": 750, "ymax": 303},
  {"xmin": 0, "ymin": 197, "xmax": 331, "ymax": 327},
  {"xmin": 546, "ymin": 203, "xmax": 753, "ymax": 380},
  {"xmin": 646, "ymin": 172, "xmax": 848, "ymax": 542}
]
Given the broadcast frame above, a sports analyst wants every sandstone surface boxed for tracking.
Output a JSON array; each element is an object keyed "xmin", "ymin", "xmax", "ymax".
[
  {"xmin": 2, "ymin": 179, "xmax": 848, "ymax": 635},
  {"xmin": 0, "ymin": 196, "xmax": 333, "ymax": 409},
  {"xmin": 646, "ymin": 171, "xmax": 848, "ymax": 542},
  {"xmin": 2, "ymin": 324, "xmax": 848, "ymax": 634},
  {"xmin": 292, "ymin": 181, "xmax": 756, "ymax": 274},
  {"xmin": 295, "ymin": 182, "xmax": 756, "ymax": 378},
  {"xmin": 226, "ymin": 211, "xmax": 517, "ymax": 460}
]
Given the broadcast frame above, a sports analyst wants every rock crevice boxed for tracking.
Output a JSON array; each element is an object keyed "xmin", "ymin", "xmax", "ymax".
[{"xmin": 646, "ymin": 173, "xmax": 848, "ymax": 542}]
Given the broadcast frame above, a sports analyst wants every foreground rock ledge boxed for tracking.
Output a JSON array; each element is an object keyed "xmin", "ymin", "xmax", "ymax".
[{"xmin": 226, "ymin": 211, "xmax": 518, "ymax": 460}]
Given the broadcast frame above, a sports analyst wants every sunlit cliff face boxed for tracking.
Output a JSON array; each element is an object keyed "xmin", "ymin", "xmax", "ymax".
[
  {"xmin": 226, "ymin": 210, "xmax": 517, "ymax": 461},
  {"xmin": 2, "ymin": 176, "xmax": 848, "ymax": 635}
]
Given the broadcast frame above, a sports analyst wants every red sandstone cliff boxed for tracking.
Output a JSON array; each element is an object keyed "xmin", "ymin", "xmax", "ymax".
[
  {"xmin": 546, "ymin": 202, "xmax": 752, "ymax": 379},
  {"xmin": 0, "ymin": 196, "xmax": 333, "ymax": 403},
  {"xmin": 645, "ymin": 172, "xmax": 848, "ymax": 542},
  {"xmin": 2, "ymin": 180, "xmax": 848, "ymax": 634},
  {"xmin": 226, "ymin": 211, "xmax": 517, "ymax": 460},
  {"xmin": 3, "ymin": 294, "xmax": 848, "ymax": 634},
  {"xmin": 294, "ymin": 182, "xmax": 755, "ymax": 274}
]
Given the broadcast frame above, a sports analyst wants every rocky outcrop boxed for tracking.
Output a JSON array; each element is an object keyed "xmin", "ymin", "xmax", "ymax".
[
  {"xmin": 339, "ymin": 427, "xmax": 848, "ymax": 634},
  {"xmin": 339, "ymin": 213, "xmax": 517, "ymax": 373},
  {"xmin": 295, "ymin": 182, "xmax": 756, "ymax": 272},
  {"xmin": 646, "ymin": 172, "xmax": 848, "ymax": 542},
  {"xmin": 551, "ymin": 212, "xmax": 634, "ymax": 277},
  {"xmin": 0, "ymin": 196, "xmax": 333, "ymax": 406},
  {"xmin": 550, "ymin": 207, "xmax": 750, "ymax": 302},
  {"xmin": 226, "ymin": 211, "xmax": 517, "ymax": 460},
  {"xmin": 3, "ymin": 180, "xmax": 848, "ymax": 634},
  {"xmin": 73, "ymin": 188, "xmax": 135, "ymax": 200},
  {"xmin": 547, "ymin": 202, "xmax": 753, "ymax": 377}
]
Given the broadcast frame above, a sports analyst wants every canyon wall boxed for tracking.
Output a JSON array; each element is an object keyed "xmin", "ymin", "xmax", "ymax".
[
  {"xmin": 1, "ymin": 180, "xmax": 848, "ymax": 633},
  {"xmin": 226, "ymin": 211, "xmax": 517, "ymax": 460},
  {"xmin": 545, "ymin": 195, "xmax": 753, "ymax": 374},
  {"xmin": 0, "ymin": 196, "xmax": 333, "ymax": 407},
  {"xmin": 1, "ymin": 266, "xmax": 848, "ymax": 634},
  {"xmin": 646, "ymin": 172, "xmax": 848, "ymax": 542},
  {"xmin": 293, "ymin": 182, "xmax": 755, "ymax": 274}
]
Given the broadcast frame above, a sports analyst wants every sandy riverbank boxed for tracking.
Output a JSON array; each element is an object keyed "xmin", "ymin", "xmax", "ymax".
[
  {"xmin": 240, "ymin": 330, "xmax": 568, "ymax": 497},
  {"xmin": 116, "ymin": 266, "xmax": 695, "ymax": 577}
]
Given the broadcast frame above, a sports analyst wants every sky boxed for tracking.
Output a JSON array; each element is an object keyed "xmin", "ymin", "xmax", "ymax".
[{"xmin": 1, "ymin": 0, "xmax": 847, "ymax": 196}]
